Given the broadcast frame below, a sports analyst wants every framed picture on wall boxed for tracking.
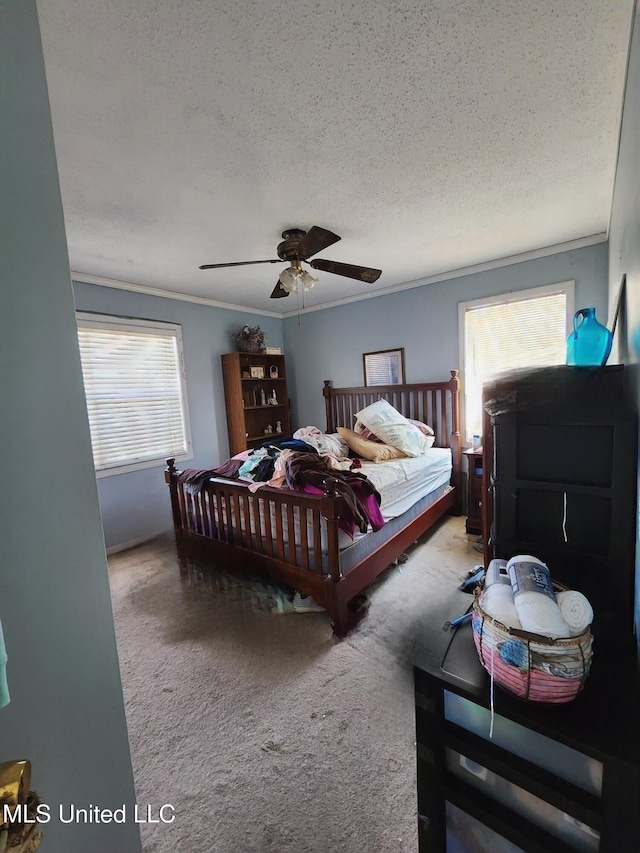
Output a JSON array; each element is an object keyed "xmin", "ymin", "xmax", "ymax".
[
  {"xmin": 363, "ymin": 348, "xmax": 405, "ymax": 386},
  {"xmin": 607, "ymin": 273, "xmax": 627, "ymax": 364}
]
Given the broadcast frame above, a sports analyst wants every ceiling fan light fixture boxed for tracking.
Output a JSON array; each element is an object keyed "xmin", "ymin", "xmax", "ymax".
[
  {"xmin": 278, "ymin": 263, "xmax": 317, "ymax": 294},
  {"xmin": 200, "ymin": 225, "xmax": 382, "ymax": 300},
  {"xmin": 300, "ymin": 270, "xmax": 318, "ymax": 291},
  {"xmin": 278, "ymin": 266, "xmax": 299, "ymax": 293}
]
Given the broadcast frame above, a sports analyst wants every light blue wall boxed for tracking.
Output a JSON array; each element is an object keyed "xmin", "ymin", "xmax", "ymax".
[
  {"xmin": 0, "ymin": 4, "xmax": 140, "ymax": 852},
  {"xmin": 84, "ymin": 245, "xmax": 608, "ymax": 550},
  {"xmin": 73, "ymin": 282, "xmax": 283, "ymax": 549},
  {"xmin": 609, "ymin": 6, "xmax": 640, "ymax": 356},
  {"xmin": 284, "ymin": 243, "xmax": 609, "ymax": 429},
  {"xmin": 607, "ymin": 5, "xmax": 640, "ymax": 648}
]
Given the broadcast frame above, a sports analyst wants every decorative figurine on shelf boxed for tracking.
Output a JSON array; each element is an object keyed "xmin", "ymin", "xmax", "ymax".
[
  {"xmin": 276, "ymin": 420, "xmax": 282, "ymax": 434},
  {"xmin": 269, "ymin": 389, "xmax": 278, "ymax": 405},
  {"xmin": 264, "ymin": 424, "xmax": 273, "ymax": 435}
]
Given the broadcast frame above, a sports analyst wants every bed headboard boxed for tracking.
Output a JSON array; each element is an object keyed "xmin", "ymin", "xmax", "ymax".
[{"xmin": 323, "ymin": 370, "xmax": 462, "ymax": 505}]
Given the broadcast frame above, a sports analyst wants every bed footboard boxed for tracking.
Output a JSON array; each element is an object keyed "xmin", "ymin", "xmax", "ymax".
[{"xmin": 165, "ymin": 459, "xmax": 346, "ymax": 603}]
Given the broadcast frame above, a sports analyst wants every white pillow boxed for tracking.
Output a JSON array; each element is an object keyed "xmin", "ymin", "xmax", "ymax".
[
  {"xmin": 355, "ymin": 399, "xmax": 430, "ymax": 457},
  {"xmin": 354, "ymin": 417, "xmax": 435, "ymax": 447}
]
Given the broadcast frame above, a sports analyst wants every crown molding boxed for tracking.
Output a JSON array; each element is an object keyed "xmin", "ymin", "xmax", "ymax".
[
  {"xmin": 72, "ymin": 232, "xmax": 606, "ymax": 320},
  {"xmin": 70, "ymin": 272, "xmax": 284, "ymax": 318},
  {"xmin": 280, "ymin": 232, "xmax": 608, "ymax": 317}
]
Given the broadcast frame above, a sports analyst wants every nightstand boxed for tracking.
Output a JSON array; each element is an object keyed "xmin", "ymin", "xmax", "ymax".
[{"xmin": 463, "ymin": 448, "xmax": 483, "ymax": 535}]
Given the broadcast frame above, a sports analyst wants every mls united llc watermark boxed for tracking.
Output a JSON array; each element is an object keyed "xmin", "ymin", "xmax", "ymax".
[{"xmin": 3, "ymin": 803, "xmax": 175, "ymax": 824}]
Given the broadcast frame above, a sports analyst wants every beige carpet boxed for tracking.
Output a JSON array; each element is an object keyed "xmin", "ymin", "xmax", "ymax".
[{"xmin": 108, "ymin": 515, "xmax": 480, "ymax": 853}]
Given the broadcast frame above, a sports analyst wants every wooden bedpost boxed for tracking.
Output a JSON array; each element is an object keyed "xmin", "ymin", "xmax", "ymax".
[
  {"xmin": 323, "ymin": 380, "xmax": 334, "ymax": 433},
  {"xmin": 321, "ymin": 477, "xmax": 342, "ymax": 583},
  {"xmin": 165, "ymin": 458, "xmax": 183, "ymax": 533},
  {"xmin": 448, "ymin": 370, "xmax": 463, "ymax": 514},
  {"xmin": 320, "ymin": 475, "xmax": 350, "ymax": 636}
]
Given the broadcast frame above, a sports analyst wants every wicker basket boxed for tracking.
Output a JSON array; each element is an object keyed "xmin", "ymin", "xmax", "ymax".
[
  {"xmin": 472, "ymin": 584, "xmax": 593, "ymax": 704},
  {"xmin": 236, "ymin": 340, "xmax": 264, "ymax": 353}
]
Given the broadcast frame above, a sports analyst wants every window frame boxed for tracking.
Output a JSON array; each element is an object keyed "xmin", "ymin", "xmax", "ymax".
[
  {"xmin": 76, "ymin": 312, "xmax": 193, "ymax": 478},
  {"xmin": 458, "ymin": 280, "xmax": 575, "ymax": 443}
]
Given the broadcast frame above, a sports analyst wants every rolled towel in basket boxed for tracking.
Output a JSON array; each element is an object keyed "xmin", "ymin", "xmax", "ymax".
[
  {"xmin": 507, "ymin": 555, "xmax": 570, "ymax": 639},
  {"xmin": 556, "ymin": 590, "xmax": 593, "ymax": 636},
  {"xmin": 480, "ymin": 583, "xmax": 522, "ymax": 629}
]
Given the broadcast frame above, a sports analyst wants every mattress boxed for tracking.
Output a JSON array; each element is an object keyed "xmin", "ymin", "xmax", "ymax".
[
  {"xmin": 358, "ymin": 447, "xmax": 453, "ymax": 520},
  {"xmin": 193, "ymin": 447, "xmax": 453, "ymax": 558}
]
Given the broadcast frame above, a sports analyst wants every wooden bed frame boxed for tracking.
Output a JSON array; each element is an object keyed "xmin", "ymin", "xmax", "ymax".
[{"xmin": 165, "ymin": 371, "xmax": 461, "ymax": 636}]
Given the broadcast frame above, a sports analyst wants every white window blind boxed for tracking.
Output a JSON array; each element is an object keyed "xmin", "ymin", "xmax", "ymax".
[
  {"xmin": 461, "ymin": 285, "xmax": 572, "ymax": 440},
  {"xmin": 77, "ymin": 314, "xmax": 191, "ymax": 475},
  {"xmin": 366, "ymin": 359, "xmax": 394, "ymax": 385}
]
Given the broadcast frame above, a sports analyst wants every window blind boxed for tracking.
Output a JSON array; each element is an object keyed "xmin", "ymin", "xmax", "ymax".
[
  {"xmin": 366, "ymin": 357, "xmax": 394, "ymax": 385},
  {"xmin": 77, "ymin": 317, "xmax": 190, "ymax": 473},
  {"xmin": 463, "ymin": 291, "xmax": 567, "ymax": 438}
]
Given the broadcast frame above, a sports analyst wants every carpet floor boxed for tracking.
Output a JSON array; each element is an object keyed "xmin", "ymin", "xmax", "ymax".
[{"xmin": 107, "ymin": 514, "xmax": 481, "ymax": 853}]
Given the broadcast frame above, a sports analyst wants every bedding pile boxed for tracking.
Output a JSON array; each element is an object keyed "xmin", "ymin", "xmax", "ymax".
[
  {"xmin": 179, "ymin": 431, "xmax": 382, "ymax": 538},
  {"xmin": 178, "ymin": 400, "xmax": 447, "ymax": 540}
]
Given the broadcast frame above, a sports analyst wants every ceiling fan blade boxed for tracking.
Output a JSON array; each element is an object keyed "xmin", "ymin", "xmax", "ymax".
[
  {"xmin": 309, "ymin": 259, "xmax": 382, "ymax": 283},
  {"xmin": 295, "ymin": 227, "xmax": 341, "ymax": 261},
  {"xmin": 270, "ymin": 281, "xmax": 290, "ymax": 299},
  {"xmin": 199, "ymin": 259, "xmax": 280, "ymax": 270}
]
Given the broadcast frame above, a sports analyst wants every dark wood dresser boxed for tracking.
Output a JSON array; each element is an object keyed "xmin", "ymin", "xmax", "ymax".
[
  {"xmin": 413, "ymin": 363, "xmax": 640, "ymax": 850},
  {"xmin": 414, "ymin": 618, "xmax": 640, "ymax": 851},
  {"xmin": 481, "ymin": 365, "xmax": 638, "ymax": 650}
]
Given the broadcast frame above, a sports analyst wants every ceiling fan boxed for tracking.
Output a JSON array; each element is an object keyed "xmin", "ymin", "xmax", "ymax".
[{"xmin": 199, "ymin": 226, "xmax": 382, "ymax": 299}]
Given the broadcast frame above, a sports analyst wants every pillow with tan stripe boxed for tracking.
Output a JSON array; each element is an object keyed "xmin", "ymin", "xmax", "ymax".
[{"xmin": 336, "ymin": 427, "xmax": 407, "ymax": 463}]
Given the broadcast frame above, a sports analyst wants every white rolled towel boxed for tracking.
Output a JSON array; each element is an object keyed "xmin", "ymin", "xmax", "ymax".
[
  {"xmin": 507, "ymin": 555, "xmax": 571, "ymax": 639},
  {"xmin": 556, "ymin": 590, "xmax": 593, "ymax": 636},
  {"xmin": 480, "ymin": 584, "xmax": 522, "ymax": 629}
]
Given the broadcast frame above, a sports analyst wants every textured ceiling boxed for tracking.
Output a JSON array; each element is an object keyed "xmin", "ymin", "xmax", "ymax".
[{"xmin": 37, "ymin": 0, "xmax": 633, "ymax": 316}]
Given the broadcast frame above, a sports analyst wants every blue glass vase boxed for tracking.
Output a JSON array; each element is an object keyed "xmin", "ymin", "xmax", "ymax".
[{"xmin": 566, "ymin": 307, "xmax": 612, "ymax": 366}]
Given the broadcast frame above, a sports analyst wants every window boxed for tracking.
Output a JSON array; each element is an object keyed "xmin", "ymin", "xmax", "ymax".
[
  {"xmin": 459, "ymin": 282, "xmax": 574, "ymax": 441},
  {"xmin": 76, "ymin": 313, "xmax": 192, "ymax": 476}
]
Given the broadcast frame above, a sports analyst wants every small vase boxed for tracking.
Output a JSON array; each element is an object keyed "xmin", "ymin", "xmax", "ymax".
[{"xmin": 566, "ymin": 307, "xmax": 612, "ymax": 366}]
